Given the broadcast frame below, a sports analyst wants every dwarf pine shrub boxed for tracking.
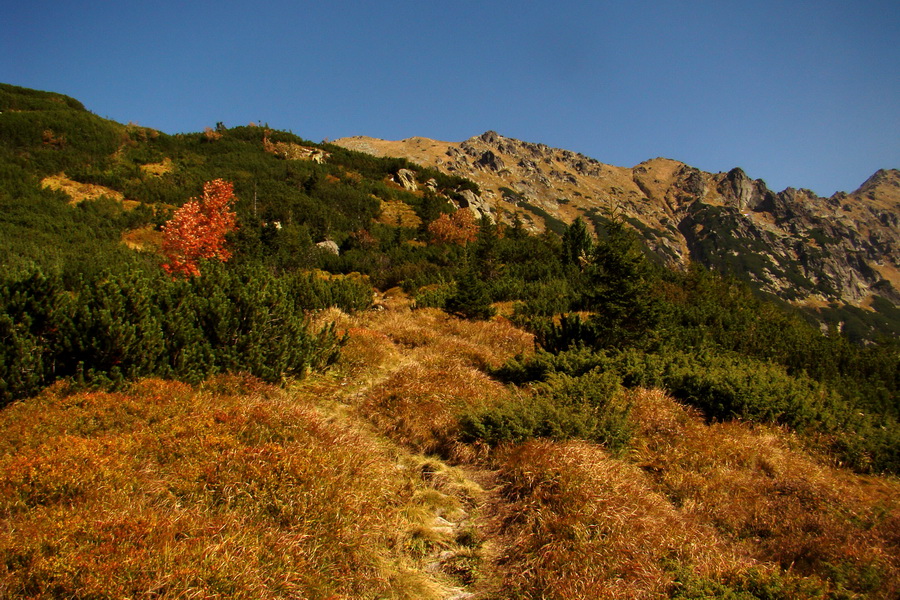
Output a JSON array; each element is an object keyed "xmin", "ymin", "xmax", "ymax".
[
  {"xmin": 460, "ymin": 369, "xmax": 631, "ymax": 454},
  {"xmin": 0, "ymin": 264, "xmax": 366, "ymax": 403}
]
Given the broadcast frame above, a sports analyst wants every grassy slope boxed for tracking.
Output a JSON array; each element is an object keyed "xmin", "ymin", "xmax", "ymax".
[{"xmin": 1, "ymin": 297, "xmax": 898, "ymax": 599}]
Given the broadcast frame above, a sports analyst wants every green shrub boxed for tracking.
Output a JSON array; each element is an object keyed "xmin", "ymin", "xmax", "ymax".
[
  {"xmin": 445, "ymin": 268, "xmax": 495, "ymax": 320},
  {"xmin": 489, "ymin": 347, "xmax": 604, "ymax": 384},
  {"xmin": 460, "ymin": 369, "xmax": 631, "ymax": 453},
  {"xmin": 413, "ymin": 282, "xmax": 455, "ymax": 310},
  {"xmin": 0, "ymin": 265, "xmax": 360, "ymax": 403},
  {"xmin": 492, "ymin": 345, "xmax": 900, "ymax": 472}
]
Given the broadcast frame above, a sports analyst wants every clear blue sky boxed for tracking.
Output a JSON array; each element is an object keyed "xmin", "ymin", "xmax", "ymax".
[{"xmin": 3, "ymin": 1, "xmax": 898, "ymax": 196}]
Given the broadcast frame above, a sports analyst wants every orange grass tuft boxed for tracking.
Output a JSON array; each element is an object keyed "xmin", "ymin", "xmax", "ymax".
[
  {"xmin": 358, "ymin": 362, "xmax": 511, "ymax": 460},
  {"xmin": 344, "ymin": 307, "xmax": 532, "ymax": 461},
  {"xmin": 364, "ymin": 307, "xmax": 534, "ymax": 370}
]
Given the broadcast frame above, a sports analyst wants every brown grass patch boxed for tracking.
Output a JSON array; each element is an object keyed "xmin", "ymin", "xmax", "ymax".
[
  {"xmin": 357, "ymin": 361, "xmax": 510, "ymax": 460},
  {"xmin": 484, "ymin": 439, "xmax": 744, "ymax": 599},
  {"xmin": 338, "ymin": 307, "xmax": 532, "ymax": 462},
  {"xmin": 41, "ymin": 173, "xmax": 140, "ymax": 210},
  {"xmin": 139, "ymin": 157, "xmax": 174, "ymax": 177},
  {"xmin": 628, "ymin": 388, "xmax": 900, "ymax": 597},
  {"xmin": 365, "ymin": 307, "xmax": 533, "ymax": 371},
  {"xmin": 121, "ymin": 225, "xmax": 164, "ymax": 251},
  {"xmin": 4, "ymin": 295, "xmax": 897, "ymax": 596},
  {"xmin": 0, "ymin": 377, "xmax": 441, "ymax": 599}
]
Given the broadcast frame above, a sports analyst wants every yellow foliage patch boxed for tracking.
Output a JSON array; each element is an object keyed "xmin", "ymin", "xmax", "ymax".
[
  {"xmin": 138, "ymin": 157, "xmax": 174, "ymax": 177},
  {"xmin": 41, "ymin": 173, "xmax": 140, "ymax": 210},
  {"xmin": 378, "ymin": 199, "xmax": 422, "ymax": 228}
]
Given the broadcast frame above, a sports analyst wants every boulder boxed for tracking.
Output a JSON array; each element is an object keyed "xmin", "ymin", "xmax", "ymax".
[
  {"xmin": 316, "ymin": 240, "xmax": 339, "ymax": 255},
  {"xmin": 476, "ymin": 150, "xmax": 504, "ymax": 172},
  {"xmin": 395, "ymin": 168, "xmax": 418, "ymax": 191},
  {"xmin": 457, "ymin": 189, "xmax": 494, "ymax": 223}
]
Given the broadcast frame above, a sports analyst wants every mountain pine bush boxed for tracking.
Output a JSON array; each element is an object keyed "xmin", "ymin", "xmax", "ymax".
[{"xmin": 0, "ymin": 265, "xmax": 371, "ymax": 404}]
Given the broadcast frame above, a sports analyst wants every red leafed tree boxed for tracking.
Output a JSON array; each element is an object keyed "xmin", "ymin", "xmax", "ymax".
[
  {"xmin": 161, "ymin": 179, "xmax": 238, "ymax": 277},
  {"xmin": 427, "ymin": 208, "xmax": 478, "ymax": 246}
]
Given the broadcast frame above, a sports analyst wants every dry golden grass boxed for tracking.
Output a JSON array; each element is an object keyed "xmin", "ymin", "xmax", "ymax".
[
  {"xmin": 628, "ymin": 388, "xmax": 900, "ymax": 597},
  {"xmin": 3, "ymin": 301, "xmax": 898, "ymax": 598},
  {"xmin": 318, "ymin": 306, "xmax": 900, "ymax": 597},
  {"xmin": 121, "ymin": 225, "xmax": 164, "ymax": 251},
  {"xmin": 365, "ymin": 307, "xmax": 534, "ymax": 369},
  {"xmin": 40, "ymin": 173, "xmax": 140, "ymax": 210},
  {"xmin": 481, "ymin": 439, "xmax": 747, "ymax": 599},
  {"xmin": 0, "ymin": 376, "xmax": 442, "ymax": 599},
  {"xmin": 357, "ymin": 361, "xmax": 507, "ymax": 460},
  {"xmin": 139, "ymin": 157, "xmax": 174, "ymax": 177},
  {"xmin": 338, "ymin": 307, "xmax": 532, "ymax": 462}
]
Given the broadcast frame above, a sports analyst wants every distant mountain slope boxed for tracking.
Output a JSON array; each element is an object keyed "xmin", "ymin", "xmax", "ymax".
[{"xmin": 334, "ymin": 132, "xmax": 900, "ymax": 311}]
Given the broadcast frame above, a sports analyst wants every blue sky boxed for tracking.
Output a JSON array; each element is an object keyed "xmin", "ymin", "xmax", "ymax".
[{"xmin": 3, "ymin": 1, "xmax": 898, "ymax": 196}]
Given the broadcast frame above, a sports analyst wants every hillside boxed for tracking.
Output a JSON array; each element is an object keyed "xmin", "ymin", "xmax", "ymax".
[
  {"xmin": 1, "ymin": 83, "xmax": 899, "ymax": 598},
  {"xmin": 334, "ymin": 132, "xmax": 900, "ymax": 333},
  {"xmin": 1, "ymin": 299, "xmax": 898, "ymax": 599}
]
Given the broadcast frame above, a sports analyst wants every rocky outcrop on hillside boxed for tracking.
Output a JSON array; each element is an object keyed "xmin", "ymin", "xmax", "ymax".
[{"xmin": 334, "ymin": 132, "xmax": 899, "ymax": 307}]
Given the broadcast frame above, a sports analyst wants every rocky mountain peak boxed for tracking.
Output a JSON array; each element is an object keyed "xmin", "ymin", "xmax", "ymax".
[{"xmin": 333, "ymin": 132, "xmax": 899, "ymax": 309}]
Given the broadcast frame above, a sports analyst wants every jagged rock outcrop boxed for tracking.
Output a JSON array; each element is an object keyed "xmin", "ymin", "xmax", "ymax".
[
  {"xmin": 394, "ymin": 168, "xmax": 418, "ymax": 191},
  {"xmin": 334, "ymin": 132, "xmax": 899, "ymax": 308},
  {"xmin": 455, "ymin": 189, "xmax": 494, "ymax": 222},
  {"xmin": 316, "ymin": 240, "xmax": 340, "ymax": 255}
]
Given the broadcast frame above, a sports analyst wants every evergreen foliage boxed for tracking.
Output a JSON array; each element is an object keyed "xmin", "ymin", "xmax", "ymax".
[
  {"xmin": 461, "ymin": 369, "xmax": 631, "ymax": 453},
  {"xmin": 0, "ymin": 266, "xmax": 369, "ymax": 404},
  {"xmin": 445, "ymin": 265, "xmax": 495, "ymax": 320},
  {"xmin": 560, "ymin": 216, "xmax": 592, "ymax": 268}
]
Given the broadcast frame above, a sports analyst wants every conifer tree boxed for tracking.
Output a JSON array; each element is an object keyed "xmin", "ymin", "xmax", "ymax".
[
  {"xmin": 582, "ymin": 215, "xmax": 661, "ymax": 348},
  {"xmin": 446, "ymin": 259, "xmax": 496, "ymax": 320},
  {"xmin": 473, "ymin": 215, "xmax": 500, "ymax": 280},
  {"xmin": 562, "ymin": 216, "xmax": 592, "ymax": 268}
]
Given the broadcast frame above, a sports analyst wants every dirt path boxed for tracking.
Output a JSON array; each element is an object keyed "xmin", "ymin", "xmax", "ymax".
[{"xmin": 304, "ymin": 298, "xmax": 527, "ymax": 598}]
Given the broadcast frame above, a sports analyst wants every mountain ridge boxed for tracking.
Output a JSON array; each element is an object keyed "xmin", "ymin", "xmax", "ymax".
[{"xmin": 334, "ymin": 131, "xmax": 900, "ymax": 309}]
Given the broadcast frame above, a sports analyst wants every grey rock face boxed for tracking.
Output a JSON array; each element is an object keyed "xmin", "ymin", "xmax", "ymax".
[
  {"xmin": 316, "ymin": 240, "xmax": 340, "ymax": 255},
  {"xmin": 395, "ymin": 168, "xmax": 418, "ymax": 191},
  {"xmin": 456, "ymin": 189, "xmax": 494, "ymax": 222}
]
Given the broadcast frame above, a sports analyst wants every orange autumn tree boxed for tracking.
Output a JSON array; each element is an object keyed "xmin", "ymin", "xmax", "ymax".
[
  {"xmin": 161, "ymin": 179, "xmax": 238, "ymax": 277},
  {"xmin": 427, "ymin": 208, "xmax": 478, "ymax": 246}
]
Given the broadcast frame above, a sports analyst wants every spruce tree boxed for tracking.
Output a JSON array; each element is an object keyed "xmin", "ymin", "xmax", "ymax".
[
  {"xmin": 562, "ymin": 216, "xmax": 592, "ymax": 269},
  {"xmin": 446, "ymin": 260, "xmax": 496, "ymax": 320},
  {"xmin": 581, "ymin": 216, "xmax": 661, "ymax": 349}
]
